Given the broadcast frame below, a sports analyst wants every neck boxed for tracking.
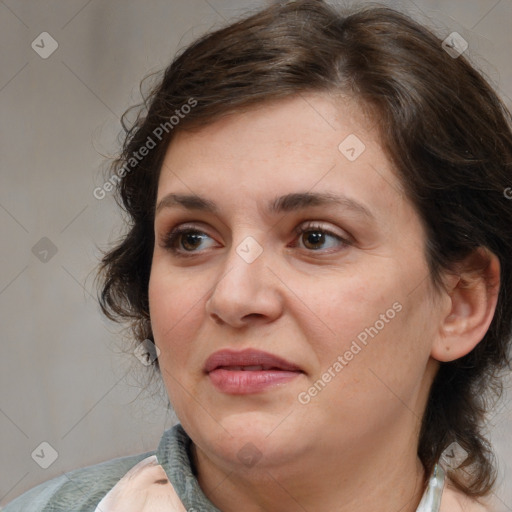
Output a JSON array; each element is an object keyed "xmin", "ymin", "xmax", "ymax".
[{"xmin": 192, "ymin": 429, "xmax": 427, "ymax": 512}]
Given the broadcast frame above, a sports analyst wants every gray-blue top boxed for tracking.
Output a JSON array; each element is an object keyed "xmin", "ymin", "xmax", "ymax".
[
  {"xmin": 3, "ymin": 424, "xmax": 221, "ymax": 511},
  {"xmin": 3, "ymin": 424, "xmax": 446, "ymax": 511}
]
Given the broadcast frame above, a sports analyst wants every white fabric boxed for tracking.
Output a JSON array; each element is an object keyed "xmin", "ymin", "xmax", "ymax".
[
  {"xmin": 95, "ymin": 456, "xmax": 486, "ymax": 512},
  {"xmin": 416, "ymin": 463, "xmax": 445, "ymax": 512},
  {"xmin": 94, "ymin": 455, "xmax": 187, "ymax": 512}
]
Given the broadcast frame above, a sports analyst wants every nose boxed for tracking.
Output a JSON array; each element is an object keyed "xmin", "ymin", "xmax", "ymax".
[{"xmin": 205, "ymin": 238, "xmax": 284, "ymax": 328}]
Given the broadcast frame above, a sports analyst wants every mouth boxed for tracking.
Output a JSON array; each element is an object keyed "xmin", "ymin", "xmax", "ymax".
[
  {"xmin": 204, "ymin": 348, "xmax": 303, "ymax": 373},
  {"xmin": 215, "ymin": 365, "xmax": 290, "ymax": 371},
  {"xmin": 204, "ymin": 348, "xmax": 304, "ymax": 394}
]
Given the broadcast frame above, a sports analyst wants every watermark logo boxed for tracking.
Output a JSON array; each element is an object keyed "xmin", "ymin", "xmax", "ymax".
[
  {"xmin": 440, "ymin": 441, "xmax": 468, "ymax": 470},
  {"xmin": 236, "ymin": 236, "xmax": 264, "ymax": 264},
  {"xmin": 32, "ymin": 237, "xmax": 58, "ymax": 263},
  {"xmin": 237, "ymin": 442, "xmax": 263, "ymax": 468},
  {"xmin": 31, "ymin": 32, "xmax": 58, "ymax": 59},
  {"xmin": 442, "ymin": 32, "xmax": 468, "ymax": 59},
  {"xmin": 31, "ymin": 441, "xmax": 59, "ymax": 469},
  {"xmin": 134, "ymin": 339, "xmax": 160, "ymax": 366},
  {"xmin": 338, "ymin": 134, "xmax": 366, "ymax": 162},
  {"xmin": 504, "ymin": 187, "xmax": 512, "ymax": 200}
]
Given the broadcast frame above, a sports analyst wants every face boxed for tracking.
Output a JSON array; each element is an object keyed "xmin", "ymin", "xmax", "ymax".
[{"xmin": 148, "ymin": 92, "xmax": 444, "ymax": 474}]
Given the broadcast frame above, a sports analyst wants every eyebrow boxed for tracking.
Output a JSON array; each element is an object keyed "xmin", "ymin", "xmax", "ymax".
[{"xmin": 155, "ymin": 191, "xmax": 374, "ymax": 219}]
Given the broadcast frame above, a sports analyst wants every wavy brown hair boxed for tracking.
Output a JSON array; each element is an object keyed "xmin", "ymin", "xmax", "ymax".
[{"xmin": 95, "ymin": 0, "xmax": 512, "ymax": 498}]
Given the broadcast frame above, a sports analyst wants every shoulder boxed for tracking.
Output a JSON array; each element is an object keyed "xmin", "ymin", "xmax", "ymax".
[
  {"xmin": 2, "ymin": 451, "xmax": 155, "ymax": 512},
  {"xmin": 441, "ymin": 483, "xmax": 493, "ymax": 512}
]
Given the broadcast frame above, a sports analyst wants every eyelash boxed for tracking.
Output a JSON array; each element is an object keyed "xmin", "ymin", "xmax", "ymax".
[{"xmin": 161, "ymin": 222, "xmax": 350, "ymax": 257}]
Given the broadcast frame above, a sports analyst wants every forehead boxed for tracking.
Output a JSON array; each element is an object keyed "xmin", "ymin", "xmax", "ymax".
[{"xmin": 157, "ymin": 92, "xmax": 406, "ymax": 220}]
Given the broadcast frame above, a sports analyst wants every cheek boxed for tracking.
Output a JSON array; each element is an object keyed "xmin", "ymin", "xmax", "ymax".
[
  {"xmin": 306, "ymin": 266, "xmax": 433, "ymax": 386},
  {"xmin": 148, "ymin": 263, "xmax": 205, "ymax": 366},
  {"xmin": 298, "ymin": 270, "xmax": 401, "ymax": 352},
  {"xmin": 305, "ymin": 306, "xmax": 431, "ymax": 436},
  {"xmin": 148, "ymin": 271, "xmax": 205, "ymax": 417}
]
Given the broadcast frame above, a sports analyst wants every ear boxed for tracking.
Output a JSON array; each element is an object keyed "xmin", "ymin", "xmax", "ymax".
[{"xmin": 431, "ymin": 247, "xmax": 501, "ymax": 362}]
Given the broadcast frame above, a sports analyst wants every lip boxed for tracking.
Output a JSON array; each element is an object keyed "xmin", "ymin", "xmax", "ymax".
[{"xmin": 204, "ymin": 348, "xmax": 304, "ymax": 395}]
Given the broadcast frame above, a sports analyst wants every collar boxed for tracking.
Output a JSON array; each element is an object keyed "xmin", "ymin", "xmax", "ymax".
[
  {"xmin": 416, "ymin": 463, "xmax": 446, "ymax": 512},
  {"xmin": 156, "ymin": 424, "xmax": 222, "ymax": 511},
  {"xmin": 158, "ymin": 424, "xmax": 446, "ymax": 512},
  {"xmin": 97, "ymin": 424, "xmax": 445, "ymax": 511}
]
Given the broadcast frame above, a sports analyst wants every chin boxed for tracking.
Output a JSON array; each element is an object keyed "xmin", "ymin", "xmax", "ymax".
[{"xmin": 192, "ymin": 411, "xmax": 309, "ymax": 471}]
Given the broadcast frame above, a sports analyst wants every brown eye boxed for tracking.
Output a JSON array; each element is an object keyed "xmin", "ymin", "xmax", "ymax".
[
  {"xmin": 293, "ymin": 223, "xmax": 350, "ymax": 252},
  {"xmin": 179, "ymin": 231, "xmax": 207, "ymax": 251},
  {"xmin": 162, "ymin": 227, "xmax": 215, "ymax": 255},
  {"xmin": 301, "ymin": 230, "xmax": 327, "ymax": 250}
]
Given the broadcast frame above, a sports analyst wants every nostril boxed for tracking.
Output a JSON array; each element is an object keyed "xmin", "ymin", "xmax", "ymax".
[
  {"xmin": 244, "ymin": 313, "xmax": 264, "ymax": 320},
  {"xmin": 211, "ymin": 313, "xmax": 224, "ymax": 325}
]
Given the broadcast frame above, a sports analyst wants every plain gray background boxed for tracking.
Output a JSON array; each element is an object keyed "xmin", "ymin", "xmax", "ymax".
[{"xmin": 1, "ymin": 0, "xmax": 511, "ymax": 509}]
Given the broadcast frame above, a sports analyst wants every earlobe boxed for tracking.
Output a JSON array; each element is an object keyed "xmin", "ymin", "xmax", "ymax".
[{"xmin": 431, "ymin": 247, "xmax": 501, "ymax": 362}]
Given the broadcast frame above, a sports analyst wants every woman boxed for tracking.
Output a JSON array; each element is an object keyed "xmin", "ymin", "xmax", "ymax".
[{"xmin": 4, "ymin": 1, "xmax": 511, "ymax": 510}]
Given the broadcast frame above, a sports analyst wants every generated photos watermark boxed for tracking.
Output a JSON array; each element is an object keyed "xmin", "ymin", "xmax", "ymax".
[
  {"xmin": 93, "ymin": 97, "xmax": 198, "ymax": 200},
  {"xmin": 298, "ymin": 301, "xmax": 403, "ymax": 404}
]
